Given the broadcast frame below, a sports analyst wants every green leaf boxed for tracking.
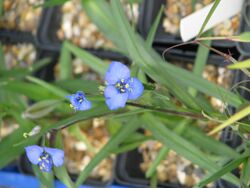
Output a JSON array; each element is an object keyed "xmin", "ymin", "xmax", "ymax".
[
  {"xmin": 34, "ymin": 0, "xmax": 69, "ymax": 8},
  {"xmin": 0, "ymin": 58, "xmax": 50, "ymax": 79},
  {"xmin": 81, "ymin": 0, "xmax": 125, "ymax": 51},
  {"xmin": 241, "ymin": 159, "xmax": 250, "ymax": 187},
  {"xmin": 32, "ymin": 165, "xmax": 54, "ymax": 188},
  {"xmin": 47, "ymin": 103, "xmax": 111, "ymax": 131},
  {"xmin": 197, "ymin": 0, "xmax": 221, "ymax": 37},
  {"xmin": 196, "ymin": 32, "xmax": 250, "ymax": 43},
  {"xmin": 209, "ymin": 105, "xmax": 250, "ymax": 135},
  {"xmin": 75, "ymin": 117, "xmax": 141, "ymax": 187},
  {"xmin": 54, "ymin": 132, "xmax": 75, "ymax": 188},
  {"xmin": 59, "ymin": 43, "xmax": 72, "ymax": 80},
  {"xmin": 54, "ymin": 79, "xmax": 99, "ymax": 94},
  {"xmin": 0, "ymin": 43, "xmax": 6, "ymax": 70},
  {"xmin": 26, "ymin": 76, "xmax": 68, "ymax": 98},
  {"xmin": 146, "ymin": 119, "xmax": 193, "ymax": 178},
  {"xmin": 150, "ymin": 172, "xmax": 157, "ymax": 188},
  {"xmin": 112, "ymin": 141, "xmax": 143, "ymax": 154},
  {"xmin": 189, "ymin": 30, "xmax": 212, "ymax": 96},
  {"xmin": 233, "ymin": 32, "xmax": 250, "ymax": 42},
  {"xmin": 146, "ymin": 146, "xmax": 170, "ymax": 178},
  {"xmin": 142, "ymin": 113, "xmax": 240, "ymax": 186},
  {"xmin": 54, "ymin": 166, "xmax": 75, "ymax": 188},
  {"xmin": 196, "ymin": 150, "xmax": 250, "ymax": 187},
  {"xmin": 184, "ymin": 124, "xmax": 239, "ymax": 158},
  {"xmin": 68, "ymin": 125, "xmax": 95, "ymax": 153},
  {"xmin": 65, "ymin": 41, "xmax": 109, "ymax": 76},
  {"xmin": 23, "ymin": 100, "xmax": 62, "ymax": 119},
  {"xmin": 2, "ymin": 81, "xmax": 58, "ymax": 101},
  {"xmin": 145, "ymin": 5, "xmax": 164, "ymax": 47},
  {"xmin": 228, "ymin": 58, "xmax": 250, "ymax": 69}
]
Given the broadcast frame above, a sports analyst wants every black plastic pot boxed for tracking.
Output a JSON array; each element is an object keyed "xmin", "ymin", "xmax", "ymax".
[
  {"xmin": 237, "ymin": 1, "xmax": 250, "ymax": 55},
  {"xmin": 0, "ymin": 30, "xmax": 35, "ymax": 44},
  {"xmin": 34, "ymin": 49, "xmax": 60, "ymax": 81},
  {"xmin": 139, "ymin": 0, "xmax": 240, "ymax": 50},
  {"xmin": 115, "ymin": 149, "xmax": 182, "ymax": 188}
]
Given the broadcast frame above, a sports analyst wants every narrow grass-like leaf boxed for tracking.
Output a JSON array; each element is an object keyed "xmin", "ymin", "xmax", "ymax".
[
  {"xmin": 23, "ymin": 100, "xmax": 62, "ymax": 119},
  {"xmin": 209, "ymin": 105, "xmax": 250, "ymax": 135},
  {"xmin": 228, "ymin": 59, "xmax": 250, "ymax": 69},
  {"xmin": 59, "ymin": 43, "xmax": 72, "ymax": 80},
  {"xmin": 146, "ymin": 147, "xmax": 170, "ymax": 178},
  {"xmin": 150, "ymin": 173, "xmax": 157, "ymax": 188},
  {"xmin": 0, "ymin": 58, "xmax": 50, "ymax": 79},
  {"xmin": 75, "ymin": 118, "xmax": 141, "ymax": 187},
  {"xmin": 196, "ymin": 150, "xmax": 250, "ymax": 187},
  {"xmin": 65, "ymin": 41, "xmax": 108, "ymax": 75},
  {"xmin": 55, "ymin": 79, "xmax": 99, "ymax": 94},
  {"xmin": 34, "ymin": 0, "xmax": 69, "ymax": 8},
  {"xmin": 233, "ymin": 32, "xmax": 250, "ymax": 42},
  {"xmin": 0, "ymin": 43, "xmax": 6, "ymax": 70},
  {"xmin": 68, "ymin": 125, "xmax": 95, "ymax": 153},
  {"xmin": 26, "ymin": 76, "xmax": 68, "ymax": 98},
  {"xmin": 142, "ymin": 113, "xmax": 239, "ymax": 185},
  {"xmin": 197, "ymin": 0, "xmax": 221, "ymax": 37},
  {"xmin": 32, "ymin": 165, "xmax": 54, "ymax": 188},
  {"xmin": 184, "ymin": 125, "xmax": 239, "ymax": 158},
  {"xmin": 54, "ymin": 132, "xmax": 75, "ymax": 188},
  {"xmin": 197, "ymin": 32, "xmax": 250, "ymax": 42},
  {"xmin": 54, "ymin": 166, "xmax": 75, "ymax": 188},
  {"xmin": 81, "ymin": 0, "xmax": 125, "ymax": 51},
  {"xmin": 241, "ymin": 159, "xmax": 250, "ymax": 187},
  {"xmin": 2, "ymin": 81, "xmax": 58, "ymax": 101},
  {"xmin": 112, "ymin": 141, "xmax": 143, "ymax": 154},
  {"xmin": 145, "ymin": 5, "xmax": 164, "ymax": 47},
  {"xmin": 146, "ymin": 119, "xmax": 191, "ymax": 178},
  {"xmin": 189, "ymin": 30, "xmax": 212, "ymax": 96}
]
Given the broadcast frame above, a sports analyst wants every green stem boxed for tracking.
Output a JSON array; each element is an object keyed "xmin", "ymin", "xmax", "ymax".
[{"xmin": 127, "ymin": 102, "xmax": 205, "ymax": 120}]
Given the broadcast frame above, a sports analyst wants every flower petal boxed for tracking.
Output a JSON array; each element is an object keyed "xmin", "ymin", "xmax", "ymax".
[
  {"xmin": 105, "ymin": 61, "xmax": 130, "ymax": 85},
  {"xmin": 75, "ymin": 91, "xmax": 85, "ymax": 97},
  {"xmin": 128, "ymin": 77, "xmax": 144, "ymax": 100},
  {"xmin": 105, "ymin": 93, "xmax": 128, "ymax": 110},
  {"xmin": 25, "ymin": 145, "xmax": 43, "ymax": 165},
  {"xmin": 79, "ymin": 99, "xmax": 92, "ymax": 111},
  {"xmin": 104, "ymin": 86, "xmax": 118, "ymax": 98},
  {"xmin": 44, "ymin": 147, "xmax": 64, "ymax": 167}
]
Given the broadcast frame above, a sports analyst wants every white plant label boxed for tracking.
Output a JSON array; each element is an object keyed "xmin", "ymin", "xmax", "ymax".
[{"xmin": 180, "ymin": 0, "xmax": 244, "ymax": 42}]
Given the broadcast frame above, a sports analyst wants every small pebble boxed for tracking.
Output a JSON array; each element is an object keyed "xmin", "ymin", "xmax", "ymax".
[{"xmin": 0, "ymin": 0, "xmax": 43, "ymax": 33}]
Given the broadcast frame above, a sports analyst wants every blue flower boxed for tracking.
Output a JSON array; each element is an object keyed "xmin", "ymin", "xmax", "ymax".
[
  {"xmin": 66, "ymin": 91, "xmax": 92, "ymax": 111},
  {"xmin": 25, "ymin": 145, "xmax": 64, "ymax": 172},
  {"xmin": 104, "ymin": 61, "xmax": 144, "ymax": 110}
]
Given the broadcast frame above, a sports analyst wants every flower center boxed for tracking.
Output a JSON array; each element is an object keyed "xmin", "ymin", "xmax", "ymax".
[
  {"xmin": 38, "ymin": 152, "xmax": 53, "ymax": 172},
  {"xmin": 115, "ymin": 79, "xmax": 129, "ymax": 93},
  {"xmin": 76, "ymin": 96, "xmax": 84, "ymax": 103}
]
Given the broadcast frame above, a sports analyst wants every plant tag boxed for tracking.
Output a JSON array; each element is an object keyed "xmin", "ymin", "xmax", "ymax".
[{"xmin": 180, "ymin": 0, "xmax": 244, "ymax": 42}]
